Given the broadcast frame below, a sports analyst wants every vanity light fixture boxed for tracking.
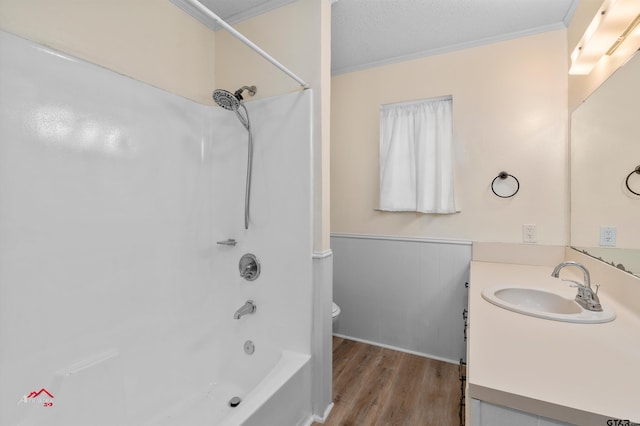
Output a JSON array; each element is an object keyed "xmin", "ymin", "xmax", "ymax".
[
  {"xmin": 569, "ymin": 0, "xmax": 640, "ymax": 75},
  {"xmin": 606, "ymin": 13, "xmax": 640, "ymax": 55}
]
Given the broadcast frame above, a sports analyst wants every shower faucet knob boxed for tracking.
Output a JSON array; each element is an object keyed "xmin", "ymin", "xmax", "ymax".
[{"xmin": 239, "ymin": 253, "xmax": 260, "ymax": 281}]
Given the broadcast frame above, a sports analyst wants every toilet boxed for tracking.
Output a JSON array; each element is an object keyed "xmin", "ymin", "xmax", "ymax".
[{"xmin": 332, "ymin": 302, "xmax": 341, "ymax": 327}]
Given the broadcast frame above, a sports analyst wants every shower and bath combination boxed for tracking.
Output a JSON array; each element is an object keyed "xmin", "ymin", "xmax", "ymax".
[{"xmin": 213, "ymin": 85, "xmax": 257, "ymax": 229}]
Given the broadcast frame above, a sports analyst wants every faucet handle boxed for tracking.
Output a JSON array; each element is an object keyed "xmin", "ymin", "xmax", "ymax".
[
  {"xmin": 594, "ymin": 283, "xmax": 600, "ymax": 295},
  {"xmin": 239, "ymin": 254, "xmax": 261, "ymax": 281}
]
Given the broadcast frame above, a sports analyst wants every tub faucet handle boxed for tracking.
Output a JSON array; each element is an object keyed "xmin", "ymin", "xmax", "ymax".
[{"xmin": 239, "ymin": 254, "xmax": 260, "ymax": 281}]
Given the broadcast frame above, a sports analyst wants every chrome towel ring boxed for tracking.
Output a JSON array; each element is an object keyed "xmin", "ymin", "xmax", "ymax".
[
  {"xmin": 625, "ymin": 165, "xmax": 640, "ymax": 196},
  {"xmin": 491, "ymin": 171, "xmax": 520, "ymax": 198}
]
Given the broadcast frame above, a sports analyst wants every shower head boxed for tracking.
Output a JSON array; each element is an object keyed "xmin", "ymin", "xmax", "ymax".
[
  {"xmin": 212, "ymin": 85, "xmax": 257, "ymax": 111},
  {"xmin": 211, "ymin": 86, "xmax": 256, "ymax": 230},
  {"xmin": 213, "ymin": 89, "xmax": 240, "ymax": 111}
]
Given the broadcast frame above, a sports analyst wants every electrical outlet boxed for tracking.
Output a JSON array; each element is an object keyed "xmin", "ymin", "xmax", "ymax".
[
  {"xmin": 523, "ymin": 224, "xmax": 537, "ymax": 243},
  {"xmin": 599, "ymin": 226, "xmax": 616, "ymax": 246}
]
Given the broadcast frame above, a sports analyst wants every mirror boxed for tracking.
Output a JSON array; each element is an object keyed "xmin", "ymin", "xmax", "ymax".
[{"xmin": 571, "ymin": 52, "xmax": 640, "ymax": 278}]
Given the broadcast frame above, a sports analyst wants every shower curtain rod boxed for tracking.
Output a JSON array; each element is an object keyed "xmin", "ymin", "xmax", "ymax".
[{"xmin": 175, "ymin": 0, "xmax": 310, "ymax": 89}]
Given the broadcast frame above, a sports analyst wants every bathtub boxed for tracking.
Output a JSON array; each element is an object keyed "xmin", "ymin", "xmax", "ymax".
[
  {"xmin": 124, "ymin": 311, "xmax": 312, "ymax": 426},
  {"xmin": 138, "ymin": 340, "xmax": 312, "ymax": 426},
  {"xmin": 133, "ymin": 320, "xmax": 312, "ymax": 426},
  {"xmin": 11, "ymin": 317, "xmax": 312, "ymax": 426}
]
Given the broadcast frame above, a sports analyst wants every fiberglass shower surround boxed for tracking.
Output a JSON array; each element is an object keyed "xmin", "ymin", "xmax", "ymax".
[
  {"xmin": 213, "ymin": 85, "xmax": 257, "ymax": 229},
  {"xmin": 0, "ymin": 30, "xmax": 314, "ymax": 426}
]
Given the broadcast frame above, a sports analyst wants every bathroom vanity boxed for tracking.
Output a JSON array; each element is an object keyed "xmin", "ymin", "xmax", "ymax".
[{"xmin": 466, "ymin": 244, "xmax": 640, "ymax": 426}]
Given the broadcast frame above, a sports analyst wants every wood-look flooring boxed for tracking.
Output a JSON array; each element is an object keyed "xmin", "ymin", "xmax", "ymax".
[{"xmin": 314, "ymin": 336, "xmax": 461, "ymax": 426}]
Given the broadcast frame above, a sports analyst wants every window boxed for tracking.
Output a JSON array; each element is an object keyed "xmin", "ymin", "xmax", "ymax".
[{"xmin": 379, "ymin": 96, "xmax": 456, "ymax": 213}]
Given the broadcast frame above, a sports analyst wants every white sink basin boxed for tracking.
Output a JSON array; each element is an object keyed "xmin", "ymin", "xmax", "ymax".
[{"xmin": 481, "ymin": 286, "xmax": 616, "ymax": 323}]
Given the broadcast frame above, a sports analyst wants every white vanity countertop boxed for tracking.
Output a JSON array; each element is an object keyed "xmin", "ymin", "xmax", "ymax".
[{"xmin": 468, "ymin": 260, "xmax": 640, "ymax": 425}]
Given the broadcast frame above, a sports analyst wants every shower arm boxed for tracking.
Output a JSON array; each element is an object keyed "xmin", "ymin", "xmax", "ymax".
[{"xmin": 173, "ymin": 0, "xmax": 310, "ymax": 89}]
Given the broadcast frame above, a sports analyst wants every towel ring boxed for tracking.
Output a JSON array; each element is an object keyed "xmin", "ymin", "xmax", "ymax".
[
  {"xmin": 491, "ymin": 171, "xmax": 519, "ymax": 198},
  {"xmin": 625, "ymin": 165, "xmax": 640, "ymax": 196}
]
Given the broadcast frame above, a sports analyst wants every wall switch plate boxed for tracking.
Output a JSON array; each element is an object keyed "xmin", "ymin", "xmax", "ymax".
[
  {"xmin": 599, "ymin": 226, "xmax": 616, "ymax": 246},
  {"xmin": 523, "ymin": 224, "xmax": 537, "ymax": 243}
]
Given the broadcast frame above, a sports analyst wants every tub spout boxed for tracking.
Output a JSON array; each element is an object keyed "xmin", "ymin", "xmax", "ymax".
[{"xmin": 234, "ymin": 300, "xmax": 256, "ymax": 319}]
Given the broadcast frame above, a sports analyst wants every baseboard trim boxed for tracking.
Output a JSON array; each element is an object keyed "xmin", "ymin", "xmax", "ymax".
[
  {"xmin": 332, "ymin": 334, "xmax": 460, "ymax": 365},
  {"xmin": 306, "ymin": 402, "xmax": 334, "ymax": 425}
]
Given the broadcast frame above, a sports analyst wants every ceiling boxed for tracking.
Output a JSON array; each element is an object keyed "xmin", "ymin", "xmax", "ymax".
[{"xmin": 194, "ymin": 0, "xmax": 579, "ymax": 75}]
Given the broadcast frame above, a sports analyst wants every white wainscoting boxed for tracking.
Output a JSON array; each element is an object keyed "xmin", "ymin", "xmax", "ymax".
[{"xmin": 331, "ymin": 233, "xmax": 471, "ymax": 363}]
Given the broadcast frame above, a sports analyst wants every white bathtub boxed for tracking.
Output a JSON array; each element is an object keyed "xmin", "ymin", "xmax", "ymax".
[
  {"xmin": 11, "ymin": 321, "xmax": 311, "ymax": 426},
  {"xmin": 138, "ymin": 340, "xmax": 311, "ymax": 426}
]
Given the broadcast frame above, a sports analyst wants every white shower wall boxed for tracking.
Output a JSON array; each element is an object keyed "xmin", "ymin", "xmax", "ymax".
[
  {"xmin": 209, "ymin": 89, "xmax": 314, "ymax": 355},
  {"xmin": 0, "ymin": 30, "xmax": 313, "ymax": 424}
]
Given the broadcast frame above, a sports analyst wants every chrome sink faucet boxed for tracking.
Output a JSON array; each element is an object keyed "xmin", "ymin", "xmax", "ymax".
[
  {"xmin": 234, "ymin": 300, "xmax": 257, "ymax": 319},
  {"xmin": 551, "ymin": 261, "xmax": 602, "ymax": 312}
]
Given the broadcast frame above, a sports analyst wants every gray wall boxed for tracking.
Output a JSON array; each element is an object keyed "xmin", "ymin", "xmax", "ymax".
[{"xmin": 332, "ymin": 234, "xmax": 471, "ymax": 363}]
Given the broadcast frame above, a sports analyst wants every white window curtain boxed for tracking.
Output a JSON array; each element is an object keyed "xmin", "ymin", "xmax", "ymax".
[{"xmin": 379, "ymin": 96, "xmax": 456, "ymax": 213}]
